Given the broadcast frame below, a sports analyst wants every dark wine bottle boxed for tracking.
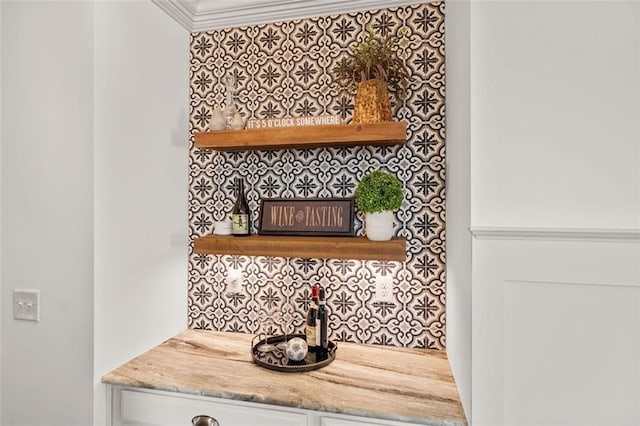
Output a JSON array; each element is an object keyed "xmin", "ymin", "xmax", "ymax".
[
  {"xmin": 305, "ymin": 284, "xmax": 319, "ymax": 353},
  {"xmin": 317, "ymin": 286, "xmax": 328, "ymax": 359},
  {"xmin": 231, "ymin": 178, "xmax": 250, "ymax": 236}
]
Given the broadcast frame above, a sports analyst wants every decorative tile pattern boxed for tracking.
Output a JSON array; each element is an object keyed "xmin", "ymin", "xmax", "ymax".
[{"xmin": 188, "ymin": 2, "xmax": 446, "ymax": 349}]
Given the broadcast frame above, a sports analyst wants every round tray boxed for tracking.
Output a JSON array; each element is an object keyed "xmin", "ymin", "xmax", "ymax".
[{"xmin": 251, "ymin": 333, "xmax": 337, "ymax": 373}]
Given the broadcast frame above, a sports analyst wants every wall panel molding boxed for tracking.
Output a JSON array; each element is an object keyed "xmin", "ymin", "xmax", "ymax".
[
  {"xmin": 470, "ymin": 226, "xmax": 640, "ymax": 242},
  {"xmin": 472, "ymin": 237, "xmax": 640, "ymax": 425},
  {"xmin": 501, "ymin": 278, "xmax": 639, "ymax": 425}
]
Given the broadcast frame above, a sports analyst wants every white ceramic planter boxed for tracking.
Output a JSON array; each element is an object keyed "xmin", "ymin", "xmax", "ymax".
[{"xmin": 364, "ymin": 211, "xmax": 394, "ymax": 241}]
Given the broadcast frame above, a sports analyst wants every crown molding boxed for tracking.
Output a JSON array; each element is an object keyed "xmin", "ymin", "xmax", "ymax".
[
  {"xmin": 151, "ymin": 0, "xmax": 198, "ymax": 31},
  {"xmin": 152, "ymin": 0, "xmax": 419, "ymax": 32},
  {"xmin": 469, "ymin": 226, "xmax": 640, "ymax": 242}
]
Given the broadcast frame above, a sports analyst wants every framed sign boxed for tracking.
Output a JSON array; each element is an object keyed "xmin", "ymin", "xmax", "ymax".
[{"xmin": 258, "ymin": 198, "xmax": 355, "ymax": 236}]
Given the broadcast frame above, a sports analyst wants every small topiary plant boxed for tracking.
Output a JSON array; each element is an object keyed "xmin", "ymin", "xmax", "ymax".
[{"xmin": 355, "ymin": 170, "xmax": 403, "ymax": 213}]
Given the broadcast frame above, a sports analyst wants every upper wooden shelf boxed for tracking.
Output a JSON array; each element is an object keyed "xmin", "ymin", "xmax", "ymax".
[
  {"xmin": 194, "ymin": 121, "xmax": 406, "ymax": 151},
  {"xmin": 193, "ymin": 235, "xmax": 406, "ymax": 261}
]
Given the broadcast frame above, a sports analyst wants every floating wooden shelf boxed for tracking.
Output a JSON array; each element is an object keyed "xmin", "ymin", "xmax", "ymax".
[
  {"xmin": 193, "ymin": 235, "xmax": 406, "ymax": 261},
  {"xmin": 194, "ymin": 121, "xmax": 406, "ymax": 151}
]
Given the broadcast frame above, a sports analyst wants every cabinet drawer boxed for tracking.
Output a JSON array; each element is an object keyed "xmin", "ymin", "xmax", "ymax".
[
  {"xmin": 321, "ymin": 419, "xmax": 382, "ymax": 426},
  {"xmin": 319, "ymin": 416, "xmax": 419, "ymax": 426},
  {"xmin": 120, "ymin": 389, "xmax": 308, "ymax": 426}
]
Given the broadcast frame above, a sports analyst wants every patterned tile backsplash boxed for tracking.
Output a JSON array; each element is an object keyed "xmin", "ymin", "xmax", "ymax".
[{"xmin": 188, "ymin": 2, "xmax": 446, "ymax": 349}]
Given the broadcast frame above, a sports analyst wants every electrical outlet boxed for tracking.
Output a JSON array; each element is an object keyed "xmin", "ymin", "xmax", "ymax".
[
  {"xmin": 374, "ymin": 275, "xmax": 394, "ymax": 303},
  {"xmin": 13, "ymin": 289, "xmax": 40, "ymax": 321},
  {"xmin": 226, "ymin": 269, "xmax": 243, "ymax": 294}
]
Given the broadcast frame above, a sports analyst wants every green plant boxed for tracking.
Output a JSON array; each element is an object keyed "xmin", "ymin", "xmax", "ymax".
[
  {"xmin": 355, "ymin": 170, "xmax": 403, "ymax": 213},
  {"xmin": 332, "ymin": 25, "xmax": 411, "ymax": 100}
]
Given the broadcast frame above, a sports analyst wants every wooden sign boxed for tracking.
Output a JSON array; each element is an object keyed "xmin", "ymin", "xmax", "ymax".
[
  {"xmin": 258, "ymin": 198, "xmax": 355, "ymax": 236},
  {"xmin": 246, "ymin": 114, "xmax": 342, "ymax": 129}
]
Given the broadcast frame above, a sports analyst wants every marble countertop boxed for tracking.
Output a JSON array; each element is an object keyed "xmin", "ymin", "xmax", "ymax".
[{"xmin": 102, "ymin": 329, "xmax": 467, "ymax": 426}]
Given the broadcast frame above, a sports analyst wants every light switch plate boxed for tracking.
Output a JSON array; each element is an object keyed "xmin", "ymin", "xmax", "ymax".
[{"xmin": 13, "ymin": 289, "xmax": 40, "ymax": 321}]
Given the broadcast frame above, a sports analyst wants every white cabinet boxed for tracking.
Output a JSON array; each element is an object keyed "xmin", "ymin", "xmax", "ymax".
[
  {"xmin": 111, "ymin": 387, "xmax": 308, "ymax": 426},
  {"xmin": 108, "ymin": 386, "xmax": 429, "ymax": 426}
]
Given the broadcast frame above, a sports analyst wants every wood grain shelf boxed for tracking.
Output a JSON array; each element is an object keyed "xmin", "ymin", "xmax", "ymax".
[
  {"xmin": 193, "ymin": 235, "xmax": 406, "ymax": 261},
  {"xmin": 194, "ymin": 121, "xmax": 406, "ymax": 151}
]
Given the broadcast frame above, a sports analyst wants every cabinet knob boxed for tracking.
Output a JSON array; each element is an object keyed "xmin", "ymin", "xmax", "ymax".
[{"xmin": 192, "ymin": 415, "xmax": 220, "ymax": 426}]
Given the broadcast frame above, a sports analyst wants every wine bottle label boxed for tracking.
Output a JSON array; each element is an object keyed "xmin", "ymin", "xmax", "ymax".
[
  {"xmin": 306, "ymin": 326, "xmax": 317, "ymax": 347},
  {"xmin": 232, "ymin": 214, "xmax": 249, "ymax": 234}
]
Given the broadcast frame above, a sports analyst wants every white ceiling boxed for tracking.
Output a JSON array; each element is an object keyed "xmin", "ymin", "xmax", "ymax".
[{"xmin": 151, "ymin": 0, "xmax": 418, "ymax": 31}]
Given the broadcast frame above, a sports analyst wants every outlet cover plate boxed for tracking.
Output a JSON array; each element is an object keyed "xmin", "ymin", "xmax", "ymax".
[
  {"xmin": 374, "ymin": 275, "xmax": 394, "ymax": 303},
  {"xmin": 13, "ymin": 289, "xmax": 40, "ymax": 321},
  {"xmin": 226, "ymin": 269, "xmax": 243, "ymax": 294}
]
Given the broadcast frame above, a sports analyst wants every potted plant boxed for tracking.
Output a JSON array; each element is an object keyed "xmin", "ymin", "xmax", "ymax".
[
  {"xmin": 355, "ymin": 169, "xmax": 403, "ymax": 241},
  {"xmin": 332, "ymin": 25, "xmax": 411, "ymax": 124}
]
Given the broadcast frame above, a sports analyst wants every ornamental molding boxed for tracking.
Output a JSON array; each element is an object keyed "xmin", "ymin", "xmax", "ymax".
[
  {"xmin": 152, "ymin": 0, "xmax": 418, "ymax": 31},
  {"xmin": 469, "ymin": 226, "xmax": 640, "ymax": 242}
]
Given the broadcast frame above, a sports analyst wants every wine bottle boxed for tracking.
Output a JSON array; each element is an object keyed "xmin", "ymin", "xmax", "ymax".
[
  {"xmin": 317, "ymin": 286, "xmax": 328, "ymax": 359},
  {"xmin": 305, "ymin": 284, "xmax": 319, "ymax": 353},
  {"xmin": 231, "ymin": 178, "xmax": 250, "ymax": 236}
]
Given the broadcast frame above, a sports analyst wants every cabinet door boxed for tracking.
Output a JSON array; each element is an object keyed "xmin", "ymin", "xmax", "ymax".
[{"xmin": 119, "ymin": 388, "xmax": 308, "ymax": 426}]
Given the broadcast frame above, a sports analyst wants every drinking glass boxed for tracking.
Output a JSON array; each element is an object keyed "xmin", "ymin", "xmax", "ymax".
[
  {"xmin": 256, "ymin": 307, "xmax": 277, "ymax": 353},
  {"xmin": 276, "ymin": 302, "xmax": 294, "ymax": 351}
]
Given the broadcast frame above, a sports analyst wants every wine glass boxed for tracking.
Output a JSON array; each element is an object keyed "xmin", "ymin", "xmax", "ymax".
[
  {"xmin": 256, "ymin": 307, "xmax": 277, "ymax": 353},
  {"xmin": 276, "ymin": 302, "xmax": 295, "ymax": 351},
  {"xmin": 283, "ymin": 302, "xmax": 295, "ymax": 338},
  {"xmin": 273, "ymin": 309, "xmax": 286, "ymax": 351}
]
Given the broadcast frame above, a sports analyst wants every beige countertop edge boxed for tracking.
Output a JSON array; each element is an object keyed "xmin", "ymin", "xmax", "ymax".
[
  {"xmin": 101, "ymin": 376, "xmax": 459, "ymax": 426},
  {"xmin": 102, "ymin": 329, "xmax": 467, "ymax": 426}
]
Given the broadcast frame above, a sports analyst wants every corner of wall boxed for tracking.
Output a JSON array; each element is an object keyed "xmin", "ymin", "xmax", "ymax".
[
  {"xmin": 444, "ymin": 0, "xmax": 471, "ymax": 419},
  {"xmin": 93, "ymin": 1, "xmax": 189, "ymax": 424},
  {"xmin": 0, "ymin": 0, "xmax": 4, "ymax": 420}
]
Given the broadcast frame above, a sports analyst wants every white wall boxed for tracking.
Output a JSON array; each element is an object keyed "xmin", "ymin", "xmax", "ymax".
[
  {"xmin": 1, "ymin": 2, "xmax": 95, "ymax": 424},
  {"xmin": 0, "ymin": 1, "xmax": 188, "ymax": 424},
  {"xmin": 444, "ymin": 0, "xmax": 472, "ymax": 419},
  {"xmin": 0, "ymin": 1, "xmax": 3, "ymax": 420},
  {"xmin": 471, "ymin": 0, "xmax": 639, "ymax": 230},
  {"xmin": 93, "ymin": 1, "xmax": 188, "ymax": 424},
  {"xmin": 470, "ymin": 1, "xmax": 640, "ymax": 425}
]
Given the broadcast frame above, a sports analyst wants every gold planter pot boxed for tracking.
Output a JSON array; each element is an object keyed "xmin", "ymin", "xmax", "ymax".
[{"xmin": 353, "ymin": 79, "xmax": 392, "ymax": 124}]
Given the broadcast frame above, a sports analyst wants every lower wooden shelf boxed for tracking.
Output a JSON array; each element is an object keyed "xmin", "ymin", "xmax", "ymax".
[{"xmin": 193, "ymin": 235, "xmax": 406, "ymax": 261}]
